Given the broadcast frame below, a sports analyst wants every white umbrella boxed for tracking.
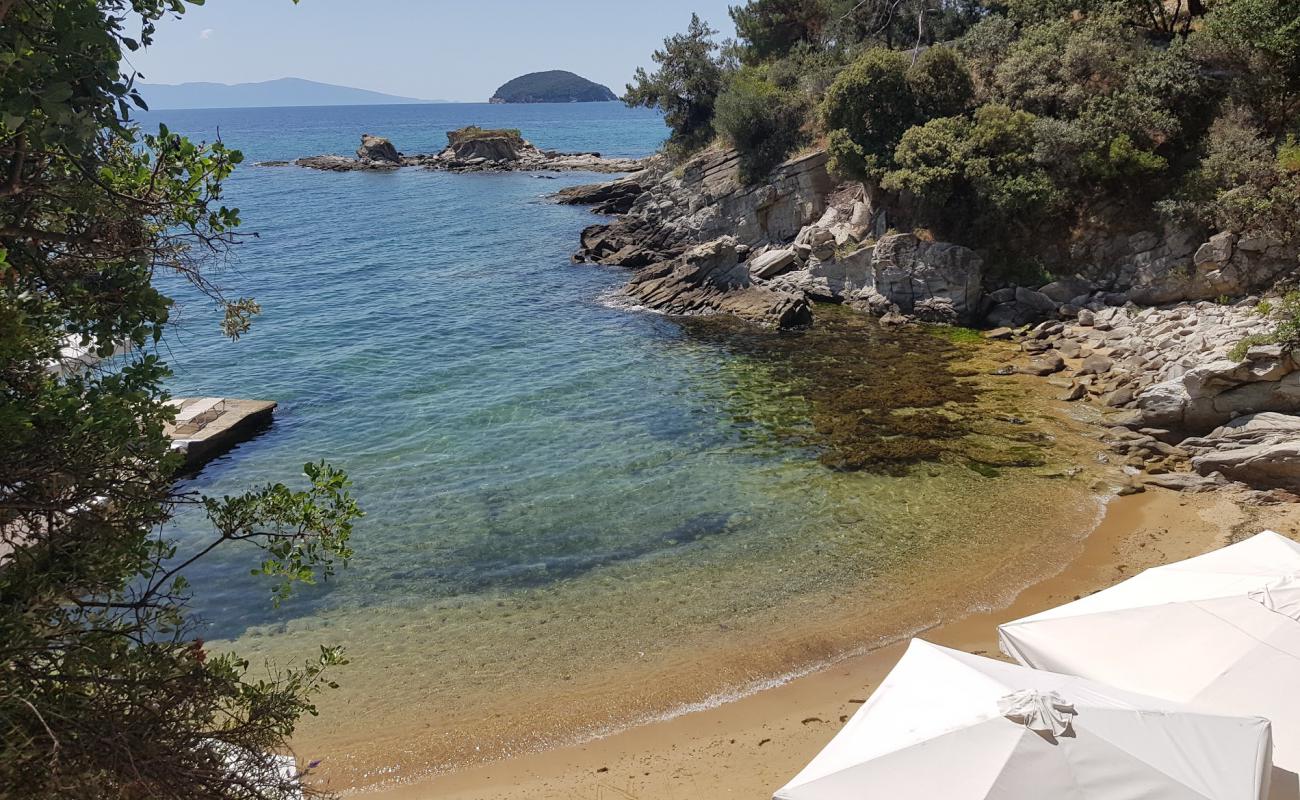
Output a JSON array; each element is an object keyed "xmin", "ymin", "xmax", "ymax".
[
  {"xmin": 999, "ymin": 530, "xmax": 1300, "ymax": 778},
  {"xmin": 775, "ymin": 639, "xmax": 1271, "ymax": 800}
]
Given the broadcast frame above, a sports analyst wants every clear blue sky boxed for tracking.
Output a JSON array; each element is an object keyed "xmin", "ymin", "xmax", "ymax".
[{"xmin": 129, "ymin": 0, "xmax": 739, "ymax": 102}]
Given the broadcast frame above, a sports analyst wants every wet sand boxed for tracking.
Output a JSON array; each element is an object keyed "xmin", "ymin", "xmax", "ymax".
[{"xmin": 360, "ymin": 486, "xmax": 1300, "ymax": 799}]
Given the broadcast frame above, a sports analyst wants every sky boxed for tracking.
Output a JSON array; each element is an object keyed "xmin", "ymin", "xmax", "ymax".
[{"xmin": 129, "ymin": 0, "xmax": 740, "ymax": 102}]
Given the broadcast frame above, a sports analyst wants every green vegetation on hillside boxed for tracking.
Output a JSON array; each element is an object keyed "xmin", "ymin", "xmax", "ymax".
[
  {"xmin": 448, "ymin": 125, "xmax": 525, "ymax": 145},
  {"xmin": 627, "ymin": 0, "xmax": 1300, "ymax": 274},
  {"xmin": 490, "ymin": 70, "xmax": 618, "ymax": 103},
  {"xmin": 0, "ymin": 2, "xmax": 361, "ymax": 797}
]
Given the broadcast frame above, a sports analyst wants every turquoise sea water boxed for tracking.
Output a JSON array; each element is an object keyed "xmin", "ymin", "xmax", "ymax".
[
  {"xmin": 153, "ymin": 103, "xmax": 722, "ymax": 631},
  {"xmin": 146, "ymin": 102, "xmax": 1105, "ymax": 785}
]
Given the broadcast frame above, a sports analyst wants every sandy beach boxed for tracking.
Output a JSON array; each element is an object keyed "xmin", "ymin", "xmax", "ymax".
[{"xmin": 360, "ymin": 485, "xmax": 1300, "ymax": 800}]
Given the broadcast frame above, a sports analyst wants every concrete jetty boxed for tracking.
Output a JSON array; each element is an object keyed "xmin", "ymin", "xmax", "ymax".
[{"xmin": 166, "ymin": 397, "xmax": 277, "ymax": 474}]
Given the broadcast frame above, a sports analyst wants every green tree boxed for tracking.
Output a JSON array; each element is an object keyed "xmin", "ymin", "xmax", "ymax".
[
  {"xmin": 714, "ymin": 67, "xmax": 810, "ymax": 182},
  {"xmin": 827, "ymin": 0, "xmax": 983, "ymax": 50},
  {"xmin": 820, "ymin": 48, "xmax": 917, "ymax": 179},
  {"xmin": 0, "ymin": 2, "xmax": 362, "ymax": 798},
  {"xmin": 729, "ymin": 0, "xmax": 831, "ymax": 62},
  {"xmin": 624, "ymin": 14, "xmax": 727, "ymax": 154},
  {"xmin": 1194, "ymin": 0, "xmax": 1300, "ymax": 134},
  {"xmin": 957, "ymin": 16, "xmax": 1019, "ymax": 102},
  {"xmin": 991, "ymin": 18, "xmax": 1140, "ymax": 119},
  {"xmin": 907, "ymin": 45, "xmax": 974, "ymax": 119},
  {"xmin": 884, "ymin": 105, "xmax": 1062, "ymax": 235},
  {"xmin": 1159, "ymin": 105, "xmax": 1300, "ymax": 242}
]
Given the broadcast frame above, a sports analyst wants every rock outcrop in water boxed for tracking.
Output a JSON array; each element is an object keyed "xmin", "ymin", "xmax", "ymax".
[
  {"xmin": 552, "ymin": 172, "xmax": 651, "ymax": 215},
  {"xmin": 563, "ymin": 146, "xmax": 982, "ymax": 327},
  {"xmin": 292, "ymin": 130, "xmax": 645, "ymax": 174},
  {"xmin": 357, "ymin": 133, "xmax": 400, "ymax": 163},
  {"xmin": 622, "ymin": 236, "xmax": 811, "ymax": 328}
]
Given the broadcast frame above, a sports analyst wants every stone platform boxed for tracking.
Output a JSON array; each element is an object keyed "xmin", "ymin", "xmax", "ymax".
[{"xmin": 166, "ymin": 397, "xmax": 276, "ymax": 475}]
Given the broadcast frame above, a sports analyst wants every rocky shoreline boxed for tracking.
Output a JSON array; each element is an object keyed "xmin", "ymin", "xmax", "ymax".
[
  {"xmin": 283, "ymin": 130, "xmax": 645, "ymax": 174},
  {"xmin": 555, "ymin": 145, "xmax": 1300, "ymax": 497},
  {"xmin": 992, "ymin": 302, "xmax": 1300, "ymax": 492}
]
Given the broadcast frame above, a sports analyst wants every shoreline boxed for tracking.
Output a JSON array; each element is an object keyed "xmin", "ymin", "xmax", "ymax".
[{"xmin": 358, "ymin": 485, "xmax": 1300, "ymax": 799}]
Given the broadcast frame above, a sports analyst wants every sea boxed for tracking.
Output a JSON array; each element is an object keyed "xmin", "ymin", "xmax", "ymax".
[{"xmin": 145, "ymin": 102, "xmax": 1106, "ymax": 790}]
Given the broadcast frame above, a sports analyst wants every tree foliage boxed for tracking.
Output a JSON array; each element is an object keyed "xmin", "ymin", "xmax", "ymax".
[
  {"xmin": 647, "ymin": 0, "xmax": 1300, "ymax": 267},
  {"xmin": 729, "ymin": 0, "xmax": 831, "ymax": 62},
  {"xmin": 0, "ymin": 2, "xmax": 363, "ymax": 798},
  {"xmin": 715, "ymin": 67, "xmax": 809, "ymax": 182},
  {"xmin": 1194, "ymin": 0, "xmax": 1300, "ymax": 134},
  {"xmin": 907, "ymin": 45, "xmax": 974, "ymax": 120},
  {"xmin": 821, "ymin": 48, "xmax": 917, "ymax": 179},
  {"xmin": 1159, "ymin": 105, "xmax": 1300, "ymax": 242},
  {"xmin": 826, "ymin": 0, "xmax": 984, "ymax": 50},
  {"xmin": 884, "ymin": 105, "xmax": 1061, "ymax": 234},
  {"xmin": 624, "ymin": 14, "xmax": 727, "ymax": 154}
]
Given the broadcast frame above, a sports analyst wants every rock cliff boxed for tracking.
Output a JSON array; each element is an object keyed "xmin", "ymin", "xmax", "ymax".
[{"xmin": 574, "ymin": 148, "xmax": 835, "ymax": 267}]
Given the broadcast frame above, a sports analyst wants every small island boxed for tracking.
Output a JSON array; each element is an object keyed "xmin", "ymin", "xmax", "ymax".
[{"xmin": 489, "ymin": 70, "xmax": 617, "ymax": 104}]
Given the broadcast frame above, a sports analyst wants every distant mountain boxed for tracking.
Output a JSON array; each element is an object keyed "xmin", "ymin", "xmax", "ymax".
[
  {"xmin": 489, "ymin": 71, "xmax": 617, "ymax": 104},
  {"xmin": 139, "ymin": 78, "xmax": 437, "ymax": 109}
]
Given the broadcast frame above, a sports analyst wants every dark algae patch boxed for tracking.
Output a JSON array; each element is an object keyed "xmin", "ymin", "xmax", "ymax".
[{"xmin": 683, "ymin": 305, "xmax": 1051, "ymax": 476}]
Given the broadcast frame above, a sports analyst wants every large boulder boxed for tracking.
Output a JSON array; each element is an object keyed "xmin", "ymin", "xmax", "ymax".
[
  {"xmin": 1135, "ymin": 353, "xmax": 1300, "ymax": 431},
  {"xmin": 444, "ymin": 127, "xmax": 526, "ymax": 163},
  {"xmin": 357, "ymin": 133, "xmax": 400, "ymax": 163},
  {"xmin": 622, "ymin": 236, "xmax": 811, "ymax": 328},
  {"xmin": 870, "ymin": 234, "xmax": 983, "ymax": 324},
  {"xmin": 1187, "ymin": 412, "xmax": 1300, "ymax": 489},
  {"xmin": 748, "ymin": 248, "xmax": 800, "ymax": 279},
  {"xmin": 1038, "ymin": 277, "xmax": 1094, "ymax": 304},
  {"xmin": 771, "ymin": 245, "xmax": 875, "ymax": 301},
  {"xmin": 1121, "ymin": 227, "xmax": 1299, "ymax": 305}
]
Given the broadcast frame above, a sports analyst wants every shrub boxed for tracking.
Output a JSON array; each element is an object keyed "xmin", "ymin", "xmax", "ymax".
[
  {"xmin": 766, "ymin": 40, "xmax": 846, "ymax": 96},
  {"xmin": 1159, "ymin": 106, "xmax": 1300, "ymax": 241},
  {"xmin": 1229, "ymin": 292, "xmax": 1300, "ymax": 360},
  {"xmin": 1193, "ymin": 0, "xmax": 1300, "ymax": 134},
  {"xmin": 907, "ymin": 46, "xmax": 975, "ymax": 119},
  {"xmin": 1280, "ymin": 135, "xmax": 1300, "ymax": 173},
  {"xmin": 820, "ymin": 48, "xmax": 917, "ymax": 179},
  {"xmin": 957, "ymin": 16, "xmax": 1019, "ymax": 102},
  {"xmin": 881, "ymin": 115, "xmax": 969, "ymax": 206},
  {"xmin": 1078, "ymin": 133, "xmax": 1169, "ymax": 183},
  {"xmin": 884, "ymin": 105, "xmax": 1061, "ymax": 235},
  {"xmin": 715, "ymin": 69, "xmax": 809, "ymax": 182},
  {"xmin": 991, "ymin": 18, "xmax": 1142, "ymax": 120},
  {"xmin": 448, "ymin": 126, "xmax": 524, "ymax": 145}
]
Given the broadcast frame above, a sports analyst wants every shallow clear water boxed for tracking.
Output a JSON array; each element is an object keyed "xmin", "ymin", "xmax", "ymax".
[{"xmin": 146, "ymin": 103, "xmax": 1108, "ymax": 788}]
